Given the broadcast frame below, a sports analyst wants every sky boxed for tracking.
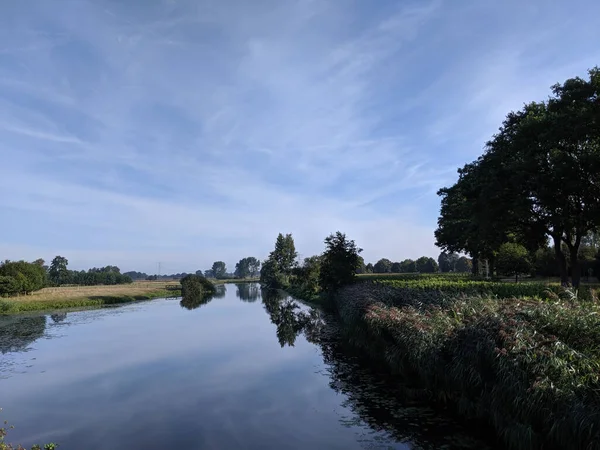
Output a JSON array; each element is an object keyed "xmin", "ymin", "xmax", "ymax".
[{"xmin": 1, "ymin": 0, "xmax": 599, "ymax": 274}]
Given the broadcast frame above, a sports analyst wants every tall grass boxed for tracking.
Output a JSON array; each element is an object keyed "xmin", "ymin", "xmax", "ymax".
[{"xmin": 334, "ymin": 282, "xmax": 600, "ymax": 449}]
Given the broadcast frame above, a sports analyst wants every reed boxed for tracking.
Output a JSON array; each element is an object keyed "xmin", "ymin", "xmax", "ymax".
[{"xmin": 334, "ymin": 282, "xmax": 600, "ymax": 449}]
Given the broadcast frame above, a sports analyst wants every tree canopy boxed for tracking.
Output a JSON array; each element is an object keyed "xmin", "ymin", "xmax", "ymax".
[
  {"xmin": 319, "ymin": 232, "xmax": 362, "ymax": 293},
  {"xmin": 435, "ymin": 67, "xmax": 600, "ymax": 287}
]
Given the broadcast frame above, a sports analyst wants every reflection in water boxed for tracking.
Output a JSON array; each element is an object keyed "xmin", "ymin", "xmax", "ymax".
[
  {"xmin": 261, "ymin": 289, "xmax": 323, "ymax": 347},
  {"xmin": 179, "ymin": 284, "xmax": 227, "ymax": 310},
  {"xmin": 260, "ymin": 290, "xmax": 493, "ymax": 450},
  {"xmin": 0, "ymin": 315, "xmax": 47, "ymax": 354},
  {"xmin": 50, "ymin": 313, "xmax": 67, "ymax": 323},
  {"xmin": 235, "ymin": 283, "xmax": 261, "ymax": 302}
]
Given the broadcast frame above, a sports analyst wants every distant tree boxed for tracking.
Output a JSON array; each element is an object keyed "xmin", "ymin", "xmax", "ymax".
[
  {"xmin": 455, "ymin": 256, "xmax": 472, "ymax": 273},
  {"xmin": 234, "ymin": 258, "xmax": 251, "ymax": 278},
  {"xmin": 260, "ymin": 233, "xmax": 298, "ymax": 288},
  {"xmin": 373, "ymin": 258, "xmax": 392, "ymax": 274},
  {"xmin": 247, "ymin": 257, "xmax": 261, "ymax": 277},
  {"xmin": 211, "ymin": 261, "xmax": 227, "ymax": 279},
  {"xmin": 319, "ymin": 232, "xmax": 362, "ymax": 293},
  {"xmin": 292, "ymin": 255, "xmax": 322, "ymax": 294},
  {"xmin": 496, "ymin": 243, "xmax": 531, "ymax": 282},
  {"xmin": 399, "ymin": 259, "xmax": 417, "ymax": 273},
  {"xmin": 438, "ymin": 252, "xmax": 459, "ymax": 272},
  {"xmin": 49, "ymin": 256, "xmax": 69, "ymax": 286},
  {"xmin": 124, "ymin": 271, "xmax": 148, "ymax": 281},
  {"xmin": 390, "ymin": 262, "xmax": 402, "ymax": 273},
  {"xmin": 356, "ymin": 256, "xmax": 366, "ymax": 274},
  {"xmin": 365, "ymin": 263, "xmax": 374, "ymax": 273},
  {"xmin": 416, "ymin": 257, "xmax": 439, "ymax": 273},
  {"xmin": 204, "ymin": 269, "xmax": 215, "ymax": 278}
]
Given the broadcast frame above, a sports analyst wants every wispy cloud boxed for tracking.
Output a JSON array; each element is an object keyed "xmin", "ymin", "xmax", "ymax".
[{"xmin": 1, "ymin": 0, "xmax": 599, "ymax": 272}]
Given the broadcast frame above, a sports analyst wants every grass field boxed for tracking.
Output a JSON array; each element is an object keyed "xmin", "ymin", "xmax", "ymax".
[{"xmin": 0, "ymin": 281, "xmax": 181, "ymax": 314}]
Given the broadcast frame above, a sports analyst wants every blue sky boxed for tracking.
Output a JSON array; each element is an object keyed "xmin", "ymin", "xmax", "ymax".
[{"xmin": 1, "ymin": 0, "xmax": 599, "ymax": 273}]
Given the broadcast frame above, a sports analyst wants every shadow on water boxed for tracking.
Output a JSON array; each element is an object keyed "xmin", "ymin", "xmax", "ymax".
[
  {"xmin": 235, "ymin": 283, "xmax": 261, "ymax": 302},
  {"xmin": 260, "ymin": 288, "xmax": 496, "ymax": 450}
]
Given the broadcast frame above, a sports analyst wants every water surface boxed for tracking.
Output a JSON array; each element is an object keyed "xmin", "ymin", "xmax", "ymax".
[{"xmin": 0, "ymin": 284, "xmax": 492, "ymax": 449}]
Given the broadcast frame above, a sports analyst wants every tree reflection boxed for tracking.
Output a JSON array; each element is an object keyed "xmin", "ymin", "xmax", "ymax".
[
  {"xmin": 0, "ymin": 315, "xmax": 47, "ymax": 354},
  {"xmin": 50, "ymin": 313, "xmax": 67, "ymax": 323},
  {"xmin": 261, "ymin": 288, "xmax": 323, "ymax": 347},
  {"xmin": 212, "ymin": 284, "xmax": 226, "ymax": 299},
  {"xmin": 316, "ymin": 320, "xmax": 492, "ymax": 450},
  {"xmin": 235, "ymin": 283, "xmax": 261, "ymax": 302}
]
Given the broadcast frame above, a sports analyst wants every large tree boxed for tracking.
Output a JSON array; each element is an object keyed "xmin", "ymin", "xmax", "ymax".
[
  {"xmin": 436, "ymin": 68, "xmax": 600, "ymax": 287},
  {"xmin": 211, "ymin": 261, "xmax": 227, "ymax": 279},
  {"xmin": 260, "ymin": 233, "xmax": 298, "ymax": 288},
  {"xmin": 49, "ymin": 256, "xmax": 69, "ymax": 286}
]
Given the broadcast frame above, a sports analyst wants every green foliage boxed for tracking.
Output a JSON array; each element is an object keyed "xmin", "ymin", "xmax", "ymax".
[
  {"xmin": 260, "ymin": 233, "xmax": 297, "ymax": 289},
  {"xmin": 437, "ymin": 252, "xmax": 459, "ymax": 272},
  {"xmin": 436, "ymin": 67, "xmax": 600, "ymax": 288},
  {"xmin": 373, "ymin": 258, "xmax": 392, "ymax": 273},
  {"xmin": 496, "ymin": 242, "xmax": 531, "ymax": 281},
  {"xmin": 0, "ymin": 261, "xmax": 46, "ymax": 295},
  {"xmin": 179, "ymin": 274, "xmax": 217, "ymax": 310},
  {"xmin": 334, "ymin": 283, "xmax": 600, "ymax": 450},
  {"xmin": 399, "ymin": 259, "xmax": 417, "ymax": 273},
  {"xmin": 365, "ymin": 263, "xmax": 374, "ymax": 273},
  {"xmin": 234, "ymin": 257, "xmax": 260, "ymax": 279},
  {"xmin": 455, "ymin": 256, "xmax": 472, "ymax": 273},
  {"xmin": 291, "ymin": 256, "xmax": 322, "ymax": 295},
  {"xmin": 211, "ymin": 261, "xmax": 227, "ymax": 279},
  {"xmin": 48, "ymin": 256, "xmax": 69, "ymax": 286},
  {"xmin": 318, "ymin": 232, "xmax": 362, "ymax": 293},
  {"xmin": 66, "ymin": 266, "xmax": 132, "ymax": 286},
  {"xmin": 415, "ymin": 256, "xmax": 438, "ymax": 273},
  {"xmin": 0, "ymin": 276, "xmax": 20, "ymax": 297}
]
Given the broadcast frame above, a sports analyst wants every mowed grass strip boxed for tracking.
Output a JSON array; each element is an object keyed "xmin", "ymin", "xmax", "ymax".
[{"xmin": 0, "ymin": 281, "xmax": 180, "ymax": 314}]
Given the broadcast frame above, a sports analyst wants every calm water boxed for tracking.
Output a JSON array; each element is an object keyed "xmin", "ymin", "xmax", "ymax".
[{"xmin": 1, "ymin": 284, "xmax": 492, "ymax": 449}]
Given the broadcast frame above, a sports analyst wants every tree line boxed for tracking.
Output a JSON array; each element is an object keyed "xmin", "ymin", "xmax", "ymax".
[
  {"xmin": 435, "ymin": 67, "xmax": 600, "ymax": 287},
  {"xmin": 0, "ymin": 256, "xmax": 133, "ymax": 297}
]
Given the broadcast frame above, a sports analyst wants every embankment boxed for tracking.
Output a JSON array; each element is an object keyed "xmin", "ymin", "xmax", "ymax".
[{"xmin": 333, "ymin": 281, "xmax": 600, "ymax": 450}]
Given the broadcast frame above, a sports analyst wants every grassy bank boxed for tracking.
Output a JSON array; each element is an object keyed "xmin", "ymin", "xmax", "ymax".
[
  {"xmin": 0, "ymin": 281, "xmax": 179, "ymax": 314},
  {"xmin": 334, "ymin": 280, "xmax": 600, "ymax": 449}
]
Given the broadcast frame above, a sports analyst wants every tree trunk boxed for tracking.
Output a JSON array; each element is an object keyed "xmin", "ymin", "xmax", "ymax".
[
  {"xmin": 552, "ymin": 235, "xmax": 569, "ymax": 286},
  {"xmin": 472, "ymin": 257, "xmax": 479, "ymax": 276},
  {"xmin": 569, "ymin": 246, "xmax": 582, "ymax": 289},
  {"xmin": 515, "ymin": 273, "xmax": 518, "ymax": 283}
]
